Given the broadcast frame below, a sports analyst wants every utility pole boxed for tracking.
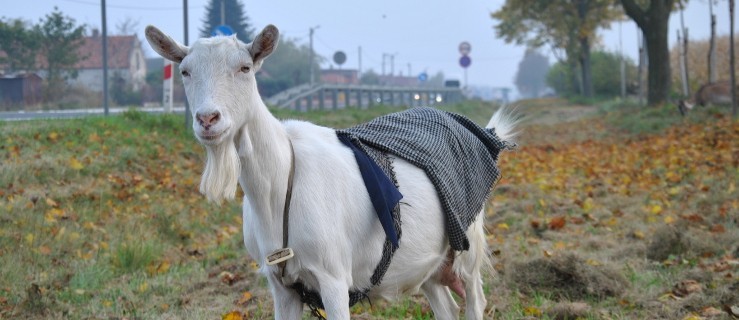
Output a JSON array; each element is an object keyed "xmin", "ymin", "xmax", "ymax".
[
  {"xmin": 101, "ymin": 0, "xmax": 109, "ymax": 115},
  {"xmin": 390, "ymin": 54, "xmax": 395, "ymax": 76},
  {"xmin": 709, "ymin": 0, "xmax": 717, "ymax": 83},
  {"xmin": 220, "ymin": 0, "xmax": 225, "ymax": 25},
  {"xmin": 407, "ymin": 63, "xmax": 411, "ymax": 78},
  {"xmin": 382, "ymin": 53, "xmax": 387, "ymax": 76},
  {"xmin": 730, "ymin": 0, "xmax": 736, "ymax": 117},
  {"xmin": 678, "ymin": 30, "xmax": 689, "ymax": 97},
  {"xmin": 358, "ymin": 46, "xmax": 362, "ymax": 78},
  {"xmin": 679, "ymin": 3, "xmax": 690, "ymax": 96},
  {"xmin": 309, "ymin": 25, "xmax": 319, "ymax": 86},
  {"xmin": 619, "ymin": 20, "xmax": 626, "ymax": 98},
  {"xmin": 184, "ymin": 0, "xmax": 191, "ymax": 129}
]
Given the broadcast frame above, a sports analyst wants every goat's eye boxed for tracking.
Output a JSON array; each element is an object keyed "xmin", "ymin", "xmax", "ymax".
[
  {"xmin": 181, "ymin": 70, "xmax": 190, "ymax": 77},
  {"xmin": 240, "ymin": 65, "xmax": 251, "ymax": 73}
]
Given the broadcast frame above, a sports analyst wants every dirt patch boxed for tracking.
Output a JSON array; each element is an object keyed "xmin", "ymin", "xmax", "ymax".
[
  {"xmin": 166, "ymin": 260, "xmax": 272, "ymax": 318},
  {"xmin": 545, "ymin": 301, "xmax": 591, "ymax": 320},
  {"xmin": 506, "ymin": 253, "xmax": 628, "ymax": 301}
]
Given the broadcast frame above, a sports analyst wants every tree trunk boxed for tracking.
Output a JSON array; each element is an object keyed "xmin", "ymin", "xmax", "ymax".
[
  {"xmin": 569, "ymin": 58, "xmax": 582, "ymax": 95},
  {"xmin": 731, "ymin": 0, "xmax": 736, "ymax": 117},
  {"xmin": 709, "ymin": 12, "xmax": 717, "ymax": 83},
  {"xmin": 638, "ymin": 31, "xmax": 646, "ymax": 106},
  {"xmin": 644, "ymin": 15, "xmax": 671, "ymax": 106},
  {"xmin": 579, "ymin": 36, "xmax": 593, "ymax": 97},
  {"xmin": 620, "ymin": 0, "xmax": 674, "ymax": 106},
  {"xmin": 577, "ymin": 0, "xmax": 593, "ymax": 97}
]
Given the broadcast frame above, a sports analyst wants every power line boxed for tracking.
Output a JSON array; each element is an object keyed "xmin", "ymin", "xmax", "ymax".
[{"xmin": 60, "ymin": 0, "xmax": 201, "ymax": 11}]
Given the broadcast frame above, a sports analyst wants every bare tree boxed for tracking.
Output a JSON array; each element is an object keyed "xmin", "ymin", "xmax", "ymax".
[
  {"xmin": 708, "ymin": 0, "xmax": 717, "ymax": 83},
  {"xmin": 115, "ymin": 16, "xmax": 140, "ymax": 35},
  {"xmin": 731, "ymin": 0, "xmax": 737, "ymax": 117}
]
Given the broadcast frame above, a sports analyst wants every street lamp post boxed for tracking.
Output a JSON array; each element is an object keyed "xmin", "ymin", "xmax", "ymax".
[{"xmin": 309, "ymin": 25, "xmax": 320, "ymax": 86}]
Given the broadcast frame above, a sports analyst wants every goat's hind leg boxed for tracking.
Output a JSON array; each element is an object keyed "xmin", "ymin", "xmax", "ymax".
[
  {"xmin": 456, "ymin": 215, "xmax": 490, "ymax": 320},
  {"xmin": 267, "ymin": 273, "xmax": 303, "ymax": 320},
  {"xmin": 422, "ymin": 277, "xmax": 460, "ymax": 319}
]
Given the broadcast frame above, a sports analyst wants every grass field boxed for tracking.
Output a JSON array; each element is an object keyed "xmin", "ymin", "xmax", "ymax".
[{"xmin": 0, "ymin": 99, "xmax": 737, "ymax": 319}]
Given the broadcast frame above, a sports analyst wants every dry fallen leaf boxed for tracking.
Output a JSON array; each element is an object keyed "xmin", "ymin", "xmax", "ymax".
[
  {"xmin": 548, "ymin": 216, "xmax": 566, "ymax": 230},
  {"xmin": 88, "ymin": 132, "xmax": 102, "ymax": 143},
  {"xmin": 700, "ymin": 307, "xmax": 723, "ymax": 317},
  {"xmin": 673, "ymin": 279, "xmax": 702, "ymax": 297},
  {"xmin": 146, "ymin": 261, "xmax": 171, "ymax": 276},
  {"xmin": 710, "ymin": 224, "xmax": 726, "ymax": 234},
  {"xmin": 45, "ymin": 198, "xmax": 59, "ymax": 208},
  {"xmin": 69, "ymin": 157, "xmax": 84, "ymax": 170},
  {"xmin": 236, "ymin": 291, "xmax": 253, "ymax": 305},
  {"xmin": 38, "ymin": 246, "xmax": 51, "ymax": 255},
  {"xmin": 220, "ymin": 271, "xmax": 242, "ymax": 286},
  {"xmin": 523, "ymin": 306, "xmax": 542, "ymax": 317},
  {"xmin": 221, "ymin": 311, "xmax": 244, "ymax": 320}
]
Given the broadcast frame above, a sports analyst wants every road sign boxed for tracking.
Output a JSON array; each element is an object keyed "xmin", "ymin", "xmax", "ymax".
[
  {"xmin": 163, "ymin": 60, "xmax": 174, "ymax": 112},
  {"xmin": 459, "ymin": 55, "xmax": 471, "ymax": 68},
  {"xmin": 459, "ymin": 42, "xmax": 471, "ymax": 55},
  {"xmin": 418, "ymin": 72, "xmax": 428, "ymax": 82},
  {"xmin": 333, "ymin": 51, "xmax": 347, "ymax": 66},
  {"xmin": 212, "ymin": 25, "xmax": 234, "ymax": 36}
]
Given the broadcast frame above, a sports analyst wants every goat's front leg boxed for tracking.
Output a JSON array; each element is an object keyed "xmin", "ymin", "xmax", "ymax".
[
  {"xmin": 316, "ymin": 274, "xmax": 351, "ymax": 319},
  {"xmin": 267, "ymin": 273, "xmax": 303, "ymax": 320}
]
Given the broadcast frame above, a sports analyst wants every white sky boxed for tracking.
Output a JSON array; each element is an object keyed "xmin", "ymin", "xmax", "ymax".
[{"xmin": 2, "ymin": 0, "xmax": 736, "ymax": 90}]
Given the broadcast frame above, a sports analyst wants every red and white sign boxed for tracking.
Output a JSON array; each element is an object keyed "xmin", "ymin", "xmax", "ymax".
[
  {"xmin": 163, "ymin": 60, "xmax": 174, "ymax": 112},
  {"xmin": 163, "ymin": 63, "xmax": 173, "ymax": 80}
]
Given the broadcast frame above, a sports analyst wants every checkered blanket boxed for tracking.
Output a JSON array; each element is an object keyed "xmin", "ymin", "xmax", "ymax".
[{"xmin": 337, "ymin": 107, "xmax": 515, "ymax": 251}]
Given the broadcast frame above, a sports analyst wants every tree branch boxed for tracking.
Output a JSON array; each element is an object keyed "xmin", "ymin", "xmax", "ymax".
[{"xmin": 620, "ymin": 0, "xmax": 646, "ymax": 27}]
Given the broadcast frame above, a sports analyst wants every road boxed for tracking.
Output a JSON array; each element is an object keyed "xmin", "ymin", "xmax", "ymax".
[{"xmin": 0, "ymin": 106, "xmax": 186, "ymax": 121}]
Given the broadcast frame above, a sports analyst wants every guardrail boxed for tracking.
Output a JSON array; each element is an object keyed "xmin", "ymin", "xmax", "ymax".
[{"xmin": 265, "ymin": 83, "xmax": 464, "ymax": 111}]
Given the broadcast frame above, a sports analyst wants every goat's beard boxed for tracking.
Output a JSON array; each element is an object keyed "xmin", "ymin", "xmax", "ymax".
[{"xmin": 200, "ymin": 141, "xmax": 240, "ymax": 202}]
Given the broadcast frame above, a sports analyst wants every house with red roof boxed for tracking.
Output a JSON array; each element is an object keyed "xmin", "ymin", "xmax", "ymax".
[{"xmin": 67, "ymin": 30, "xmax": 147, "ymax": 92}]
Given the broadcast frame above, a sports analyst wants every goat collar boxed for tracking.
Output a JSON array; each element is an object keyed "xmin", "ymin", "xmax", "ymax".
[{"xmin": 265, "ymin": 139, "xmax": 296, "ymax": 275}]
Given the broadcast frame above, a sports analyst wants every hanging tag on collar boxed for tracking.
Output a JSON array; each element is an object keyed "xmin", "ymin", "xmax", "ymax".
[{"xmin": 266, "ymin": 248, "xmax": 294, "ymax": 266}]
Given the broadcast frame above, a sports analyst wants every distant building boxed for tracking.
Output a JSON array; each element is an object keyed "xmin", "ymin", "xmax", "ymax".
[
  {"xmin": 21, "ymin": 30, "xmax": 147, "ymax": 93},
  {"xmin": 320, "ymin": 69, "xmax": 358, "ymax": 85},
  {"xmin": 0, "ymin": 73, "xmax": 42, "ymax": 110},
  {"xmin": 69, "ymin": 31, "xmax": 147, "ymax": 92},
  {"xmin": 378, "ymin": 75, "xmax": 418, "ymax": 87}
]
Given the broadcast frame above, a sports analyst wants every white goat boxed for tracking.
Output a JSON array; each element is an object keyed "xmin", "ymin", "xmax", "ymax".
[{"xmin": 145, "ymin": 24, "xmax": 517, "ymax": 319}]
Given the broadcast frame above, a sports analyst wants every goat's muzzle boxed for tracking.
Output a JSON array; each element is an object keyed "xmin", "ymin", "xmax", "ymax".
[{"xmin": 196, "ymin": 111, "xmax": 221, "ymax": 130}]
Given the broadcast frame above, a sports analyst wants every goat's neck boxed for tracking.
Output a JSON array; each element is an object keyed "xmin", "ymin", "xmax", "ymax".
[{"xmin": 236, "ymin": 101, "xmax": 291, "ymax": 247}]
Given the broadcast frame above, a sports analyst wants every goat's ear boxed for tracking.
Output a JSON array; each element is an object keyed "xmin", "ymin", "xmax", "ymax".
[
  {"xmin": 249, "ymin": 25, "xmax": 279, "ymax": 67},
  {"xmin": 145, "ymin": 25, "xmax": 188, "ymax": 63}
]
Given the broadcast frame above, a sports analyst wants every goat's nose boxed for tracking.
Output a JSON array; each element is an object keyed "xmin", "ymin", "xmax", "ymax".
[{"xmin": 196, "ymin": 111, "xmax": 220, "ymax": 129}]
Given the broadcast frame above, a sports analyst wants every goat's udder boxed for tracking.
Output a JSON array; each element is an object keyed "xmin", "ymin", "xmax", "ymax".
[{"xmin": 440, "ymin": 251, "xmax": 466, "ymax": 299}]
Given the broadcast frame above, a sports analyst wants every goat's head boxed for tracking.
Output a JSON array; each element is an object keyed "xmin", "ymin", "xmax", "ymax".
[
  {"xmin": 145, "ymin": 25, "xmax": 279, "ymax": 202},
  {"xmin": 145, "ymin": 24, "xmax": 279, "ymax": 145}
]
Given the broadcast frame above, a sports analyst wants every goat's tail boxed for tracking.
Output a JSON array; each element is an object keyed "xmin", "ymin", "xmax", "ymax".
[{"xmin": 486, "ymin": 105, "xmax": 520, "ymax": 143}]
